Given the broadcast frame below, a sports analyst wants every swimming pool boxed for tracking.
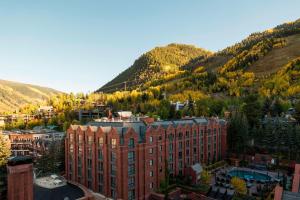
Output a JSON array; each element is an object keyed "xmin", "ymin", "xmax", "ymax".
[{"xmin": 228, "ymin": 169, "xmax": 272, "ymax": 182}]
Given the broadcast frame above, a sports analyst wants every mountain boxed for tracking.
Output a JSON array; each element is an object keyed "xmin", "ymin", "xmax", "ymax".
[
  {"xmin": 0, "ymin": 80, "xmax": 61, "ymax": 113},
  {"xmin": 98, "ymin": 18, "xmax": 300, "ymax": 99},
  {"xmin": 97, "ymin": 44, "xmax": 212, "ymax": 92}
]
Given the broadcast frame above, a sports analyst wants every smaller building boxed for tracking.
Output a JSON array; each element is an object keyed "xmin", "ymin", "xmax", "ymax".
[
  {"xmin": 4, "ymin": 128, "xmax": 65, "ymax": 158},
  {"xmin": 185, "ymin": 163, "xmax": 203, "ymax": 184}
]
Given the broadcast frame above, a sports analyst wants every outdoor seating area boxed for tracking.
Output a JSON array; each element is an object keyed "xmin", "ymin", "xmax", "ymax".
[
  {"xmin": 210, "ymin": 166, "xmax": 281, "ymax": 199},
  {"xmin": 208, "ymin": 186, "xmax": 235, "ymax": 200}
]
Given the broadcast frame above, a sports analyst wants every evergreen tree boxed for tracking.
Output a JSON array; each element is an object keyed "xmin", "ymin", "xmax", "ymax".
[
  {"xmin": 227, "ymin": 111, "xmax": 249, "ymax": 155},
  {"xmin": 242, "ymin": 94, "xmax": 262, "ymax": 128}
]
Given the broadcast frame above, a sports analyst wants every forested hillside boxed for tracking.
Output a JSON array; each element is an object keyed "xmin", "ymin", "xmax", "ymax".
[
  {"xmin": 98, "ymin": 18, "xmax": 300, "ymax": 101},
  {"xmin": 0, "ymin": 80, "xmax": 61, "ymax": 113},
  {"xmin": 98, "ymin": 44, "xmax": 211, "ymax": 92}
]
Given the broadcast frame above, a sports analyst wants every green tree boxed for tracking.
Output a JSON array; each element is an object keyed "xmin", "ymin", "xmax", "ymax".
[
  {"xmin": 0, "ymin": 133, "xmax": 10, "ymax": 166},
  {"xmin": 294, "ymin": 101, "xmax": 300, "ymax": 123},
  {"xmin": 242, "ymin": 94, "xmax": 262, "ymax": 128},
  {"xmin": 270, "ymin": 98, "xmax": 284, "ymax": 117},
  {"xmin": 227, "ymin": 111, "xmax": 249, "ymax": 155}
]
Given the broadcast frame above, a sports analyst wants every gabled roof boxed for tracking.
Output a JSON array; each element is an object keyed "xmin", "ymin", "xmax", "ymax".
[{"xmin": 191, "ymin": 163, "xmax": 203, "ymax": 174}]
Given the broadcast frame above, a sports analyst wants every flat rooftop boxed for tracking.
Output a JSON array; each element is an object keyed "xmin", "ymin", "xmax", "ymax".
[
  {"xmin": 34, "ymin": 175, "xmax": 84, "ymax": 200},
  {"xmin": 34, "ymin": 183, "xmax": 84, "ymax": 200}
]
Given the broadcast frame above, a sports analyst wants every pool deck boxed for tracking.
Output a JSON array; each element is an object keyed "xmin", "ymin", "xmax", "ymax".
[{"xmin": 213, "ymin": 166, "xmax": 282, "ymax": 196}]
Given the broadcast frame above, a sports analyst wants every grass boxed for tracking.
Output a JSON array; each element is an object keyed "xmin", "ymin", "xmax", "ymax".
[{"xmin": 247, "ymin": 34, "xmax": 300, "ymax": 76}]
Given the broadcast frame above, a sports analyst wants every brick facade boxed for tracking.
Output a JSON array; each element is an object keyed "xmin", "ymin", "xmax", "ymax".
[
  {"xmin": 7, "ymin": 162, "xmax": 33, "ymax": 200},
  {"xmin": 65, "ymin": 118, "xmax": 227, "ymax": 200}
]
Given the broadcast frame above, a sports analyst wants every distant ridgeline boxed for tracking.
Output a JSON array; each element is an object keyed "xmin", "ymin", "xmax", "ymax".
[{"xmin": 97, "ymin": 18, "xmax": 300, "ymax": 99}]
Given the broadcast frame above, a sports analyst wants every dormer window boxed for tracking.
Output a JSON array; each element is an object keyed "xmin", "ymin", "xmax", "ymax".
[
  {"xmin": 98, "ymin": 137, "xmax": 103, "ymax": 147},
  {"xmin": 149, "ymin": 136, "xmax": 153, "ymax": 143},
  {"xmin": 111, "ymin": 138, "xmax": 116, "ymax": 149},
  {"xmin": 128, "ymin": 138, "xmax": 135, "ymax": 148}
]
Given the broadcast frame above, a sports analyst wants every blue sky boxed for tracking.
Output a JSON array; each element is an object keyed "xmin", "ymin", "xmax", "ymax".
[{"xmin": 0, "ymin": 0, "xmax": 299, "ymax": 93}]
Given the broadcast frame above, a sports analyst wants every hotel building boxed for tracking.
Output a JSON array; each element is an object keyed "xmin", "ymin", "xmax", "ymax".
[{"xmin": 65, "ymin": 118, "xmax": 227, "ymax": 200}]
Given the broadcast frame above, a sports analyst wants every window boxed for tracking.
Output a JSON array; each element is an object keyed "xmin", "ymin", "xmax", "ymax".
[
  {"xmin": 159, "ymin": 145, "xmax": 163, "ymax": 151},
  {"xmin": 186, "ymin": 131, "xmax": 189, "ymax": 137},
  {"xmin": 149, "ymin": 182, "xmax": 153, "ymax": 189},
  {"xmin": 179, "ymin": 142, "xmax": 182, "ymax": 150},
  {"xmin": 193, "ymin": 130, "xmax": 197, "ymax": 138},
  {"xmin": 149, "ymin": 148, "xmax": 153, "ymax": 154},
  {"xmin": 178, "ymin": 152, "xmax": 182, "ymax": 159},
  {"xmin": 88, "ymin": 180, "xmax": 92, "ymax": 189},
  {"xmin": 111, "ymin": 138, "xmax": 116, "ymax": 148},
  {"xmin": 78, "ymin": 156, "xmax": 82, "ymax": 165},
  {"xmin": 111, "ymin": 189, "xmax": 116, "ymax": 198},
  {"xmin": 179, "ymin": 161, "xmax": 183, "ymax": 169},
  {"xmin": 111, "ymin": 177, "xmax": 116, "ymax": 188},
  {"xmin": 193, "ymin": 147, "xmax": 197, "ymax": 154},
  {"xmin": 193, "ymin": 139, "xmax": 197, "ymax": 146},
  {"xmin": 169, "ymin": 163, "xmax": 173, "ymax": 169},
  {"xmin": 128, "ymin": 151, "xmax": 135, "ymax": 163},
  {"xmin": 128, "ymin": 177, "xmax": 135, "ymax": 188},
  {"xmin": 111, "ymin": 164, "xmax": 116, "ymax": 175},
  {"xmin": 169, "ymin": 154, "xmax": 173, "ymax": 162},
  {"xmin": 88, "ymin": 136, "xmax": 93, "ymax": 145},
  {"xmin": 149, "ymin": 160, "xmax": 153, "ymax": 166},
  {"xmin": 88, "ymin": 147, "xmax": 92, "ymax": 157},
  {"xmin": 178, "ymin": 132, "xmax": 182, "ymax": 140},
  {"xmin": 186, "ymin": 140, "xmax": 190, "ymax": 147},
  {"xmin": 70, "ymin": 144, "xmax": 74, "ymax": 153},
  {"xmin": 78, "ymin": 146, "xmax": 83, "ymax": 155},
  {"xmin": 70, "ymin": 134, "xmax": 74, "ymax": 142},
  {"xmin": 78, "ymin": 135, "xmax": 83, "ymax": 144},
  {"xmin": 78, "ymin": 166, "xmax": 82, "ymax": 177},
  {"xmin": 98, "ymin": 162, "xmax": 103, "ymax": 171},
  {"xmin": 128, "ymin": 164, "xmax": 135, "ymax": 175},
  {"xmin": 169, "ymin": 144, "xmax": 173, "ymax": 151},
  {"xmin": 128, "ymin": 190, "xmax": 135, "ymax": 200},
  {"xmin": 98, "ymin": 149, "xmax": 103, "ymax": 160},
  {"xmin": 128, "ymin": 138, "xmax": 134, "ymax": 148},
  {"xmin": 87, "ymin": 159, "xmax": 92, "ymax": 168},
  {"xmin": 150, "ymin": 171, "xmax": 153, "ymax": 177},
  {"xmin": 87, "ymin": 169, "xmax": 92, "ymax": 179},
  {"xmin": 98, "ymin": 173, "xmax": 103, "ymax": 183},
  {"xmin": 98, "ymin": 184, "xmax": 103, "ymax": 193},
  {"xmin": 208, "ymin": 129, "xmax": 211, "ymax": 135},
  {"xmin": 149, "ymin": 136, "xmax": 153, "ymax": 143},
  {"xmin": 98, "ymin": 137, "xmax": 103, "ymax": 146},
  {"xmin": 158, "ymin": 136, "xmax": 162, "ymax": 141},
  {"xmin": 111, "ymin": 152, "xmax": 116, "ymax": 162},
  {"xmin": 186, "ymin": 149, "xmax": 189, "ymax": 156}
]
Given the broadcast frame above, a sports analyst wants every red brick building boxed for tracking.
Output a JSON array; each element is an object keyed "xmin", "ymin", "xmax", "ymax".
[
  {"xmin": 65, "ymin": 118, "xmax": 227, "ymax": 200},
  {"xmin": 7, "ymin": 157, "xmax": 33, "ymax": 200},
  {"xmin": 274, "ymin": 164, "xmax": 300, "ymax": 200}
]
